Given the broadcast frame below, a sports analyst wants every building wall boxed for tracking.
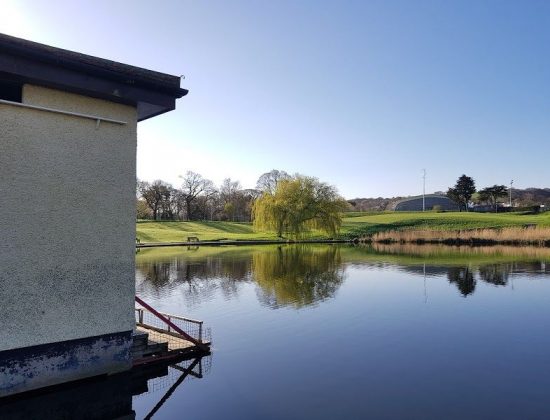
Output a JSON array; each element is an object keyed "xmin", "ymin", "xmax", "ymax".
[{"xmin": 0, "ymin": 85, "xmax": 137, "ymax": 352}]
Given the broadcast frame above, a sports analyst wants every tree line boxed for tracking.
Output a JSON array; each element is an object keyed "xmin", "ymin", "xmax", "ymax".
[
  {"xmin": 137, "ymin": 173, "xmax": 258, "ymax": 221},
  {"xmin": 138, "ymin": 169, "xmax": 545, "ymax": 227},
  {"xmin": 137, "ymin": 170, "xmax": 349, "ymax": 236},
  {"xmin": 446, "ymin": 174, "xmax": 511, "ymax": 212},
  {"xmin": 349, "ymin": 184, "xmax": 550, "ymax": 212}
]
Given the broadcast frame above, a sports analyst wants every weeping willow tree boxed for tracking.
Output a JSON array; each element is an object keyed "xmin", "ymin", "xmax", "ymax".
[{"xmin": 252, "ymin": 175, "xmax": 349, "ymax": 238}]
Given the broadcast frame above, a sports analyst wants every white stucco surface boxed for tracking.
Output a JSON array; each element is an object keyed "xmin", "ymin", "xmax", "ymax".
[{"xmin": 0, "ymin": 85, "xmax": 138, "ymax": 351}]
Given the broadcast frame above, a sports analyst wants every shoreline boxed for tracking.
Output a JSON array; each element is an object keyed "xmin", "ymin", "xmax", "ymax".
[
  {"xmin": 136, "ymin": 217, "xmax": 550, "ymax": 249},
  {"xmin": 137, "ymin": 239, "xmax": 353, "ymax": 248},
  {"xmin": 136, "ymin": 237, "xmax": 550, "ymax": 248},
  {"xmin": 359, "ymin": 238, "xmax": 550, "ymax": 247}
]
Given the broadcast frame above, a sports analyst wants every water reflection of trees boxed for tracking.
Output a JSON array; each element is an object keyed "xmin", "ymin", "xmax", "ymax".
[
  {"xmin": 137, "ymin": 246, "xmax": 347, "ymax": 309},
  {"xmin": 137, "ymin": 245, "xmax": 550, "ymax": 305},
  {"xmin": 136, "ymin": 256, "xmax": 252, "ymax": 307},
  {"xmin": 447, "ymin": 267, "xmax": 476, "ymax": 296},
  {"xmin": 253, "ymin": 246, "xmax": 345, "ymax": 308},
  {"xmin": 402, "ymin": 264, "xmax": 514, "ymax": 296},
  {"xmin": 447, "ymin": 263, "xmax": 546, "ymax": 296},
  {"xmin": 367, "ymin": 243, "xmax": 550, "ymax": 297},
  {"xmin": 478, "ymin": 264, "xmax": 510, "ymax": 286}
]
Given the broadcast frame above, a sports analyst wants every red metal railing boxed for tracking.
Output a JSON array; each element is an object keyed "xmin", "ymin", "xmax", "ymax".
[{"xmin": 135, "ymin": 296, "xmax": 208, "ymax": 350}]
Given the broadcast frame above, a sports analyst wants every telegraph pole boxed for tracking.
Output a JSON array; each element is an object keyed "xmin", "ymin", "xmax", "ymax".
[
  {"xmin": 422, "ymin": 169, "xmax": 426, "ymax": 211},
  {"xmin": 509, "ymin": 179, "xmax": 513, "ymax": 208}
]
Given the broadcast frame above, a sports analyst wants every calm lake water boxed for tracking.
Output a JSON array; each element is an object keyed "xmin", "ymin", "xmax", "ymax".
[{"xmin": 131, "ymin": 244, "xmax": 550, "ymax": 420}]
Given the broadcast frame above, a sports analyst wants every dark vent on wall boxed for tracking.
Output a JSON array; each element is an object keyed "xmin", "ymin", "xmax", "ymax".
[{"xmin": 0, "ymin": 79, "xmax": 22, "ymax": 102}]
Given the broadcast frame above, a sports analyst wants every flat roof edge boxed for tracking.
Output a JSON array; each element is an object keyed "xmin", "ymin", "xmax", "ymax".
[{"xmin": 0, "ymin": 33, "xmax": 187, "ymax": 120}]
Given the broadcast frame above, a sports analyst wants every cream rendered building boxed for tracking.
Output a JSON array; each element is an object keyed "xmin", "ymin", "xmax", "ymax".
[{"xmin": 0, "ymin": 33, "xmax": 186, "ymax": 397}]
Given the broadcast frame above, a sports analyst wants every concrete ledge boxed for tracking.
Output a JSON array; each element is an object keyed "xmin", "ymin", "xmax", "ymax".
[{"xmin": 0, "ymin": 331, "xmax": 132, "ymax": 398}]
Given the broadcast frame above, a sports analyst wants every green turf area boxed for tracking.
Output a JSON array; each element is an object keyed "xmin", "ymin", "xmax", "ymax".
[
  {"xmin": 136, "ymin": 220, "xmax": 280, "ymax": 243},
  {"xmin": 340, "ymin": 211, "xmax": 550, "ymax": 238},
  {"xmin": 136, "ymin": 211, "xmax": 550, "ymax": 243}
]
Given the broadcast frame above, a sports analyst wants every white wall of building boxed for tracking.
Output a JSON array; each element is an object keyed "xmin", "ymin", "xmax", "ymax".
[{"xmin": 0, "ymin": 85, "xmax": 137, "ymax": 351}]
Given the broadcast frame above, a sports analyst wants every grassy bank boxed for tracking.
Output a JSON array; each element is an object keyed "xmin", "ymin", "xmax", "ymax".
[
  {"xmin": 342, "ymin": 211, "xmax": 550, "ymax": 238},
  {"xmin": 136, "ymin": 220, "xmax": 278, "ymax": 243},
  {"xmin": 136, "ymin": 211, "xmax": 550, "ymax": 244}
]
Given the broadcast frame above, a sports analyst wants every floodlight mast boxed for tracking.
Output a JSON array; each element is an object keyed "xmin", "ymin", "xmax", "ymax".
[{"xmin": 422, "ymin": 169, "xmax": 426, "ymax": 211}]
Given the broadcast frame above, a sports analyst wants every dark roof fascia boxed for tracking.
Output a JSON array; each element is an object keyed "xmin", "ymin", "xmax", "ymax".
[
  {"xmin": 0, "ymin": 33, "xmax": 187, "ymax": 121},
  {"xmin": 137, "ymin": 101, "xmax": 176, "ymax": 122}
]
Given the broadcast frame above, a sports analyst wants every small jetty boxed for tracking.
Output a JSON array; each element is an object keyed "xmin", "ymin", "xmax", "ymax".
[{"xmin": 132, "ymin": 296, "xmax": 211, "ymax": 366}]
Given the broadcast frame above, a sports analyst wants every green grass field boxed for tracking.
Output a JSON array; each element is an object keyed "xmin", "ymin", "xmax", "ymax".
[
  {"xmin": 136, "ymin": 211, "xmax": 550, "ymax": 243},
  {"xmin": 341, "ymin": 211, "xmax": 550, "ymax": 238},
  {"xmin": 136, "ymin": 220, "xmax": 279, "ymax": 243}
]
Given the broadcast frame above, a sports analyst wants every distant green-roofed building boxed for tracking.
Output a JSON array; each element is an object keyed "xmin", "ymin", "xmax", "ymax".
[{"xmin": 394, "ymin": 194, "xmax": 459, "ymax": 211}]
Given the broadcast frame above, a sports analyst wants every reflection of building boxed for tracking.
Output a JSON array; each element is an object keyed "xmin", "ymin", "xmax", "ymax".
[
  {"xmin": 398, "ymin": 265, "xmax": 450, "ymax": 277},
  {"xmin": 394, "ymin": 195, "xmax": 459, "ymax": 211},
  {"xmin": 0, "ymin": 355, "xmax": 211, "ymax": 420},
  {"xmin": 0, "ymin": 34, "xmax": 186, "ymax": 397}
]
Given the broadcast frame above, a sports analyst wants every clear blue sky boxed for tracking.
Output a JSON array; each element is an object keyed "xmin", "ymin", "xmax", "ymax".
[{"xmin": 2, "ymin": 0, "xmax": 549, "ymax": 198}]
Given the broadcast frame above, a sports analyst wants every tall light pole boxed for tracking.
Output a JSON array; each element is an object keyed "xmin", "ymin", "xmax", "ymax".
[
  {"xmin": 509, "ymin": 179, "xmax": 513, "ymax": 207},
  {"xmin": 422, "ymin": 169, "xmax": 426, "ymax": 211}
]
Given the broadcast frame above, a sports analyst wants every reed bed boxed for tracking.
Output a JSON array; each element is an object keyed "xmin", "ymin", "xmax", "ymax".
[
  {"xmin": 367, "ymin": 226, "xmax": 550, "ymax": 246},
  {"xmin": 370, "ymin": 242, "xmax": 550, "ymax": 260}
]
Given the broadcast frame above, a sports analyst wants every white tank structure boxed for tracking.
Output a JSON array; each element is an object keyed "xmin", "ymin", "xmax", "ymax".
[{"xmin": 0, "ymin": 33, "xmax": 186, "ymax": 397}]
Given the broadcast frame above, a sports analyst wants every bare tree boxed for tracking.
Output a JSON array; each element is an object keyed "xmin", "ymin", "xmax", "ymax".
[
  {"xmin": 256, "ymin": 169, "xmax": 290, "ymax": 195},
  {"xmin": 138, "ymin": 180, "xmax": 173, "ymax": 220},
  {"xmin": 180, "ymin": 171, "xmax": 215, "ymax": 220},
  {"xmin": 170, "ymin": 188, "xmax": 186, "ymax": 220},
  {"xmin": 220, "ymin": 178, "xmax": 241, "ymax": 202}
]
